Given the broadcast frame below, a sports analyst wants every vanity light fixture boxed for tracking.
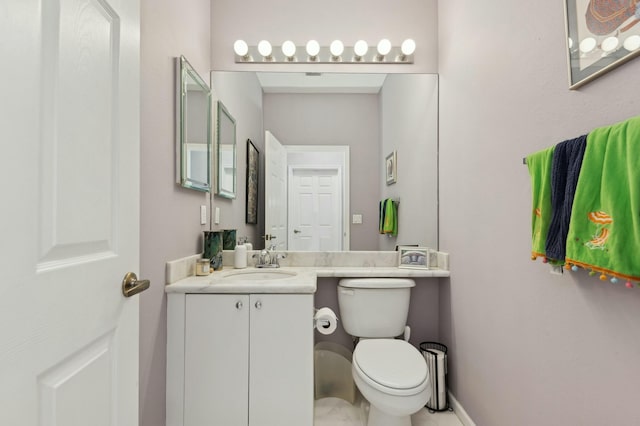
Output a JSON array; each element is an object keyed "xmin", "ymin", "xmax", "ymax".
[
  {"xmin": 257, "ymin": 40, "xmax": 273, "ymax": 61},
  {"xmin": 353, "ymin": 40, "xmax": 368, "ymax": 61},
  {"xmin": 330, "ymin": 39, "xmax": 345, "ymax": 61},
  {"xmin": 282, "ymin": 40, "xmax": 297, "ymax": 61},
  {"xmin": 233, "ymin": 39, "xmax": 250, "ymax": 61},
  {"xmin": 397, "ymin": 38, "xmax": 416, "ymax": 61},
  {"xmin": 233, "ymin": 39, "xmax": 416, "ymax": 63},
  {"xmin": 376, "ymin": 38, "xmax": 392, "ymax": 61},
  {"xmin": 306, "ymin": 40, "xmax": 321, "ymax": 61}
]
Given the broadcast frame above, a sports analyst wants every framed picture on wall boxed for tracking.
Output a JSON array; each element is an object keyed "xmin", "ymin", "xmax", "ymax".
[
  {"xmin": 564, "ymin": 0, "xmax": 640, "ymax": 89},
  {"xmin": 385, "ymin": 150, "xmax": 397, "ymax": 185},
  {"xmin": 245, "ymin": 139, "xmax": 259, "ymax": 224}
]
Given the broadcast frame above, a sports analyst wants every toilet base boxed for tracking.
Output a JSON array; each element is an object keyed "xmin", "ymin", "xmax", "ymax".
[{"xmin": 367, "ymin": 404, "xmax": 411, "ymax": 426}]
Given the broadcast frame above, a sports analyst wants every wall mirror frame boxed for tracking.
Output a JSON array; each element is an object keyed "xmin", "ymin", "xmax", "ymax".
[
  {"xmin": 216, "ymin": 100, "xmax": 237, "ymax": 199},
  {"xmin": 175, "ymin": 55, "xmax": 212, "ymax": 192}
]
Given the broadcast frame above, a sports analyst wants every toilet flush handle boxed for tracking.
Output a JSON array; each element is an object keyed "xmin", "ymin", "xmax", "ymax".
[{"xmin": 403, "ymin": 326, "xmax": 411, "ymax": 342}]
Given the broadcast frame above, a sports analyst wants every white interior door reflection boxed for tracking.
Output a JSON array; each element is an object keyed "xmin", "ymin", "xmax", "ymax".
[{"xmin": 288, "ymin": 167, "xmax": 343, "ymax": 251}]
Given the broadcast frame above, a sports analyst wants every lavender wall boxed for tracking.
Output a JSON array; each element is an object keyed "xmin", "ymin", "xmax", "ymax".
[
  {"xmin": 263, "ymin": 93, "xmax": 381, "ymax": 250},
  {"xmin": 140, "ymin": 0, "xmax": 210, "ymax": 425},
  {"xmin": 438, "ymin": 1, "xmax": 640, "ymax": 425}
]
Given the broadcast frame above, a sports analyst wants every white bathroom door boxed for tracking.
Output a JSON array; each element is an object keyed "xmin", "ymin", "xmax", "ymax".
[
  {"xmin": 265, "ymin": 131, "xmax": 288, "ymax": 248},
  {"xmin": 288, "ymin": 167, "xmax": 343, "ymax": 251},
  {"xmin": 0, "ymin": 0, "xmax": 141, "ymax": 425}
]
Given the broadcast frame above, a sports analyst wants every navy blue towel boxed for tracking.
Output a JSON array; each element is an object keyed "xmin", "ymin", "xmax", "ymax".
[{"xmin": 545, "ymin": 134, "xmax": 588, "ymax": 261}]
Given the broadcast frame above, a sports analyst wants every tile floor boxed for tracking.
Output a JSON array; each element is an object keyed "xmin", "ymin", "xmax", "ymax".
[{"xmin": 314, "ymin": 397, "xmax": 463, "ymax": 426}]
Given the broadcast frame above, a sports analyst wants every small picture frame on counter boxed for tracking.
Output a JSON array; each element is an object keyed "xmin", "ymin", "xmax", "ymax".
[{"xmin": 398, "ymin": 246, "xmax": 431, "ymax": 269}]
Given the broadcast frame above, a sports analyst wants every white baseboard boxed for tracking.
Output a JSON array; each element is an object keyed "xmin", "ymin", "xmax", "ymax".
[{"xmin": 448, "ymin": 391, "xmax": 476, "ymax": 426}]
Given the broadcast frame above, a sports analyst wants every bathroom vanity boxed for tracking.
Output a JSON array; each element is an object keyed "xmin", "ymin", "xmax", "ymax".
[
  {"xmin": 166, "ymin": 269, "xmax": 317, "ymax": 426},
  {"xmin": 165, "ymin": 252, "xmax": 450, "ymax": 426}
]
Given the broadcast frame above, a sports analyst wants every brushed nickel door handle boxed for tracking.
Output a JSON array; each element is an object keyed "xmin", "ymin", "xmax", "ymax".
[{"xmin": 122, "ymin": 272, "xmax": 150, "ymax": 297}]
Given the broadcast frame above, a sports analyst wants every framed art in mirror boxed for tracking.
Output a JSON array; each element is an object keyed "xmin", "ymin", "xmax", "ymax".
[
  {"xmin": 398, "ymin": 246, "xmax": 431, "ymax": 269},
  {"xmin": 246, "ymin": 139, "xmax": 259, "ymax": 224},
  {"xmin": 385, "ymin": 150, "xmax": 397, "ymax": 185},
  {"xmin": 176, "ymin": 56, "xmax": 211, "ymax": 192},
  {"xmin": 564, "ymin": 0, "xmax": 640, "ymax": 89}
]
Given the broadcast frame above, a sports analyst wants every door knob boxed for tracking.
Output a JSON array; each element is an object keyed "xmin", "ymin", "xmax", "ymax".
[
  {"xmin": 122, "ymin": 272, "xmax": 150, "ymax": 297},
  {"xmin": 293, "ymin": 229, "xmax": 301, "ymax": 234},
  {"xmin": 236, "ymin": 301, "xmax": 243, "ymax": 310},
  {"xmin": 255, "ymin": 300, "xmax": 262, "ymax": 309}
]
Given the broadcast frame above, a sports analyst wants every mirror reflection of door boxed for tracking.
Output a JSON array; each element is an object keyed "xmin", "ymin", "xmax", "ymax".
[
  {"xmin": 266, "ymin": 133, "xmax": 349, "ymax": 251},
  {"xmin": 288, "ymin": 167, "xmax": 343, "ymax": 251},
  {"xmin": 265, "ymin": 131, "xmax": 288, "ymax": 248}
]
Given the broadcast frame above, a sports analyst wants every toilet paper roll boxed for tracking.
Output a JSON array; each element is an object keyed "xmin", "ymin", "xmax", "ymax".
[{"xmin": 314, "ymin": 307, "xmax": 338, "ymax": 335}]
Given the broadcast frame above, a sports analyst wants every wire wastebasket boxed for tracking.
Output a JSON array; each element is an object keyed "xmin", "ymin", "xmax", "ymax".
[{"xmin": 419, "ymin": 342, "xmax": 449, "ymax": 411}]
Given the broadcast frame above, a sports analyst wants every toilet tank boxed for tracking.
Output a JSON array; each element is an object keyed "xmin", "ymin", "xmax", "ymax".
[{"xmin": 337, "ymin": 278, "xmax": 415, "ymax": 338}]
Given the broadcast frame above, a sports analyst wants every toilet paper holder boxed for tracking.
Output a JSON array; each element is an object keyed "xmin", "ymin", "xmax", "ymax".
[{"xmin": 314, "ymin": 307, "xmax": 338, "ymax": 335}]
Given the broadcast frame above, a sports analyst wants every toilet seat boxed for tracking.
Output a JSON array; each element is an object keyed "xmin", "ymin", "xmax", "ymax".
[{"xmin": 353, "ymin": 339, "xmax": 428, "ymax": 397}]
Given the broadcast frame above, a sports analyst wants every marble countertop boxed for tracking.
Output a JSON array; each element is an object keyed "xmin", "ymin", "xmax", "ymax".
[
  {"xmin": 165, "ymin": 267, "xmax": 318, "ymax": 294},
  {"xmin": 165, "ymin": 265, "xmax": 449, "ymax": 294},
  {"xmin": 313, "ymin": 266, "xmax": 450, "ymax": 278}
]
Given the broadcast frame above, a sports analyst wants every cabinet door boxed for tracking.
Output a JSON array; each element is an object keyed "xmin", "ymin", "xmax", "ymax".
[
  {"xmin": 249, "ymin": 294, "xmax": 314, "ymax": 426},
  {"xmin": 184, "ymin": 294, "xmax": 249, "ymax": 426}
]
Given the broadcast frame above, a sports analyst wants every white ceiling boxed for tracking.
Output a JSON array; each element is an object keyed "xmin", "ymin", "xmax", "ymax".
[{"xmin": 256, "ymin": 72, "xmax": 388, "ymax": 94}]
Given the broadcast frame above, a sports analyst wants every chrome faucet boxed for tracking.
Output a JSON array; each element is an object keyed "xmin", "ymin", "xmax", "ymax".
[{"xmin": 254, "ymin": 239, "xmax": 286, "ymax": 268}]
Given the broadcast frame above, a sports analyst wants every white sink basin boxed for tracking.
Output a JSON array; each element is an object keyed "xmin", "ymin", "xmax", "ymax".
[
  {"xmin": 221, "ymin": 269, "xmax": 298, "ymax": 281},
  {"xmin": 202, "ymin": 268, "xmax": 315, "ymax": 293}
]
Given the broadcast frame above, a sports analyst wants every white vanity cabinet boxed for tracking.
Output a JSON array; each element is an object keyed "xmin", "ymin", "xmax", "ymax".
[{"xmin": 167, "ymin": 292, "xmax": 314, "ymax": 426}]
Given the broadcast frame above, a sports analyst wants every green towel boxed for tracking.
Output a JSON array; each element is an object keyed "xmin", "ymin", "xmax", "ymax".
[
  {"xmin": 527, "ymin": 147, "xmax": 555, "ymax": 259},
  {"xmin": 565, "ymin": 116, "xmax": 640, "ymax": 282},
  {"xmin": 382, "ymin": 198, "xmax": 398, "ymax": 236}
]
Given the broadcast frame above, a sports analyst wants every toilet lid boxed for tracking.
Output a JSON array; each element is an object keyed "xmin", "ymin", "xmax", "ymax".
[{"xmin": 353, "ymin": 339, "xmax": 427, "ymax": 390}]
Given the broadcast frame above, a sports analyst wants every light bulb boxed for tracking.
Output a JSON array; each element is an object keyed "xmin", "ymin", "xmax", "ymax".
[
  {"xmin": 282, "ymin": 40, "xmax": 296, "ymax": 58},
  {"xmin": 258, "ymin": 40, "xmax": 272, "ymax": 57},
  {"xmin": 401, "ymin": 39, "xmax": 416, "ymax": 56},
  {"xmin": 601, "ymin": 36, "xmax": 619, "ymax": 53},
  {"xmin": 579, "ymin": 37, "xmax": 596, "ymax": 54},
  {"xmin": 330, "ymin": 40, "xmax": 344, "ymax": 57},
  {"xmin": 306, "ymin": 40, "xmax": 320, "ymax": 57},
  {"xmin": 354, "ymin": 40, "xmax": 369, "ymax": 58},
  {"xmin": 233, "ymin": 40, "xmax": 249, "ymax": 57},
  {"xmin": 377, "ymin": 39, "xmax": 391, "ymax": 56},
  {"xmin": 624, "ymin": 35, "xmax": 640, "ymax": 51}
]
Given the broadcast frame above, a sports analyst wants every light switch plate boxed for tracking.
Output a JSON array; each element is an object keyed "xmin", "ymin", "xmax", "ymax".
[
  {"xmin": 214, "ymin": 207, "xmax": 220, "ymax": 224},
  {"xmin": 352, "ymin": 214, "xmax": 363, "ymax": 224},
  {"xmin": 200, "ymin": 205, "xmax": 207, "ymax": 225},
  {"xmin": 550, "ymin": 265, "xmax": 564, "ymax": 275}
]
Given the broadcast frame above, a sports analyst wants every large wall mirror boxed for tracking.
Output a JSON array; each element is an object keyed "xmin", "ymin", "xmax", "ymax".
[
  {"xmin": 216, "ymin": 100, "xmax": 237, "ymax": 198},
  {"xmin": 210, "ymin": 71, "xmax": 438, "ymax": 252},
  {"xmin": 176, "ymin": 56, "xmax": 211, "ymax": 192}
]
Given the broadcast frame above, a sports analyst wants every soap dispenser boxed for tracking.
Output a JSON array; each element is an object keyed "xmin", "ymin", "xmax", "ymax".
[{"xmin": 234, "ymin": 240, "xmax": 247, "ymax": 269}]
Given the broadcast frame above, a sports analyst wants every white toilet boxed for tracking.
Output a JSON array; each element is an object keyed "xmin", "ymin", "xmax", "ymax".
[{"xmin": 337, "ymin": 278, "xmax": 431, "ymax": 426}]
